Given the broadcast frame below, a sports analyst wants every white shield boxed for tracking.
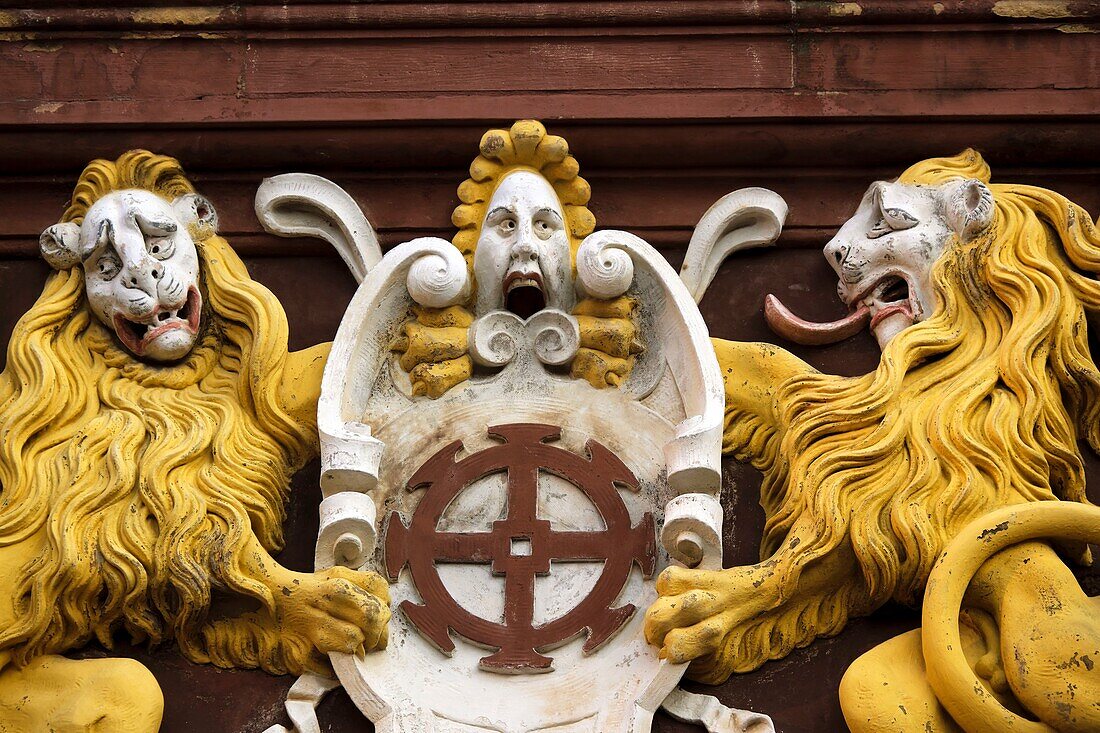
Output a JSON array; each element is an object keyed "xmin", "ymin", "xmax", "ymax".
[{"xmin": 315, "ymin": 232, "xmax": 725, "ymax": 733}]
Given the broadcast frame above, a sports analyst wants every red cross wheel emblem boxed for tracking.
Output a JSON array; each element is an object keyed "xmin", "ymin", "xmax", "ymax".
[{"xmin": 385, "ymin": 423, "xmax": 657, "ymax": 673}]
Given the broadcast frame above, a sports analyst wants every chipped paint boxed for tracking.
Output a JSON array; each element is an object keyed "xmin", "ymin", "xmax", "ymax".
[
  {"xmin": 1057, "ymin": 23, "xmax": 1100, "ymax": 32},
  {"xmin": 131, "ymin": 8, "xmax": 222, "ymax": 25},
  {"xmin": 32, "ymin": 102, "xmax": 63, "ymax": 114},
  {"xmin": 978, "ymin": 520, "xmax": 1009, "ymax": 540},
  {"xmin": 933, "ymin": 2, "xmax": 945, "ymax": 14},
  {"xmin": 992, "ymin": 1, "xmax": 1075, "ymax": 18},
  {"xmin": 21, "ymin": 42, "xmax": 61, "ymax": 53},
  {"xmin": 829, "ymin": 2, "xmax": 864, "ymax": 16}
]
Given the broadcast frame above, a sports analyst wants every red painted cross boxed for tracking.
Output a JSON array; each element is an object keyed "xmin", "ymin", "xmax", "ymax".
[{"xmin": 385, "ymin": 423, "xmax": 657, "ymax": 673}]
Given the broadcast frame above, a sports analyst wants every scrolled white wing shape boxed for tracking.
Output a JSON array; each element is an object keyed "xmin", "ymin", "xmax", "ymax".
[
  {"xmin": 680, "ymin": 187, "xmax": 788, "ymax": 303},
  {"xmin": 318, "ymin": 237, "xmax": 470, "ymax": 497},
  {"xmin": 469, "ymin": 311, "xmax": 524, "ymax": 367},
  {"xmin": 261, "ymin": 673, "xmax": 341, "ymax": 733},
  {"xmin": 406, "ymin": 243, "xmax": 471, "ymax": 308},
  {"xmin": 575, "ymin": 230, "xmax": 725, "ymax": 498},
  {"xmin": 529, "ymin": 309, "xmax": 581, "ymax": 366},
  {"xmin": 662, "ymin": 688, "xmax": 775, "ymax": 733},
  {"xmin": 576, "ymin": 231, "xmax": 636, "ymax": 299},
  {"xmin": 255, "ymin": 173, "xmax": 382, "ymax": 284}
]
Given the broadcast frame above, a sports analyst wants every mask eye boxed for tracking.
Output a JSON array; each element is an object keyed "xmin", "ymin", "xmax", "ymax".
[
  {"xmin": 533, "ymin": 218, "xmax": 556, "ymax": 240},
  {"xmin": 96, "ymin": 253, "xmax": 121, "ymax": 280},
  {"xmin": 498, "ymin": 217, "xmax": 517, "ymax": 234},
  {"xmin": 147, "ymin": 237, "xmax": 175, "ymax": 260}
]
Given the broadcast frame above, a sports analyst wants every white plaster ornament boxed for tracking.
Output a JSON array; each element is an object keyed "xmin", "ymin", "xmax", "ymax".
[
  {"xmin": 263, "ymin": 173, "xmax": 775, "ymax": 733},
  {"xmin": 761, "ymin": 177, "xmax": 993, "ymax": 350},
  {"xmin": 40, "ymin": 189, "xmax": 216, "ymax": 362}
]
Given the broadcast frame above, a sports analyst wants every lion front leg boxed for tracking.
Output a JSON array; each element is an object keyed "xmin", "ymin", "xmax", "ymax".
[
  {"xmin": 203, "ymin": 537, "xmax": 391, "ymax": 677},
  {"xmin": 644, "ymin": 542, "xmax": 864, "ymax": 683},
  {"xmin": 0, "ymin": 655, "xmax": 163, "ymax": 733}
]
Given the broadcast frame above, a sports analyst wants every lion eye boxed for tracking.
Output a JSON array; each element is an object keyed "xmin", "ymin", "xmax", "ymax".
[
  {"xmin": 883, "ymin": 207, "xmax": 918, "ymax": 230},
  {"xmin": 147, "ymin": 237, "xmax": 175, "ymax": 260},
  {"xmin": 867, "ymin": 218, "xmax": 893, "ymax": 239},
  {"xmin": 96, "ymin": 254, "xmax": 121, "ymax": 280}
]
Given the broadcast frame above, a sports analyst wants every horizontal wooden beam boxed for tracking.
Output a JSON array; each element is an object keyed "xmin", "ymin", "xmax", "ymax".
[{"xmin": 1, "ymin": 2, "xmax": 1098, "ymax": 32}]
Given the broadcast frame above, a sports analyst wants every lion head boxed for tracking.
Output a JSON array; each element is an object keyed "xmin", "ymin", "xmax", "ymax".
[
  {"xmin": 719, "ymin": 150, "xmax": 1100, "ymax": 672},
  {"xmin": 0, "ymin": 151, "xmax": 315, "ymax": 667}
]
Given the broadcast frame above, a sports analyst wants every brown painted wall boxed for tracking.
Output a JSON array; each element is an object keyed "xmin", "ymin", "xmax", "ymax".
[{"xmin": 0, "ymin": 3, "xmax": 1098, "ymax": 731}]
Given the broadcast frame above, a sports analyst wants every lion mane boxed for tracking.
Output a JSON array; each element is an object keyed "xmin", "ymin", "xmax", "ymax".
[
  {"xmin": 0, "ymin": 151, "xmax": 315, "ymax": 668},
  {"xmin": 722, "ymin": 150, "xmax": 1100, "ymax": 672}
]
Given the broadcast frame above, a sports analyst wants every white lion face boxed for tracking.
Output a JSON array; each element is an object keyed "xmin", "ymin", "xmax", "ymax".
[
  {"xmin": 825, "ymin": 182, "xmax": 951, "ymax": 348},
  {"xmin": 765, "ymin": 177, "xmax": 993, "ymax": 350},
  {"xmin": 40, "ymin": 189, "xmax": 218, "ymax": 362},
  {"xmin": 472, "ymin": 170, "xmax": 573, "ymax": 318}
]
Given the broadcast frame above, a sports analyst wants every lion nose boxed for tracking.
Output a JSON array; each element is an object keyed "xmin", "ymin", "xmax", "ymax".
[
  {"xmin": 124, "ymin": 258, "xmax": 160, "ymax": 297},
  {"xmin": 824, "ymin": 239, "xmax": 849, "ymax": 267}
]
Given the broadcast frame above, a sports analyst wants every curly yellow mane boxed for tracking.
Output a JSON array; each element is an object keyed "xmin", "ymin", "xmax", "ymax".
[
  {"xmin": 0, "ymin": 152, "xmax": 315, "ymax": 667},
  {"xmin": 722, "ymin": 150, "xmax": 1100, "ymax": 671},
  {"xmin": 451, "ymin": 119, "xmax": 595, "ymax": 265}
]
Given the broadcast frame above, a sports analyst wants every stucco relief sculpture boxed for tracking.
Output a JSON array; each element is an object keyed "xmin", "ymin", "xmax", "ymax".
[
  {"xmin": 391, "ymin": 120, "xmax": 641, "ymax": 397},
  {"xmin": 647, "ymin": 150, "xmax": 1100, "ymax": 732},
  {"xmin": 262, "ymin": 120, "xmax": 776, "ymax": 733},
  {"xmin": 0, "ymin": 151, "xmax": 390, "ymax": 731}
]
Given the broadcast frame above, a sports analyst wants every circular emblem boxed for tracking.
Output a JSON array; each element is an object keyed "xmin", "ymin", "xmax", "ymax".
[{"xmin": 385, "ymin": 423, "xmax": 657, "ymax": 673}]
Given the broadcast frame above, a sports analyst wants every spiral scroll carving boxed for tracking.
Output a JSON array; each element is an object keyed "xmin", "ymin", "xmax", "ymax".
[
  {"xmin": 529, "ymin": 310, "xmax": 581, "ymax": 366},
  {"xmin": 576, "ymin": 232, "xmax": 635, "ymax": 300},
  {"xmin": 406, "ymin": 240, "xmax": 470, "ymax": 308},
  {"xmin": 469, "ymin": 311, "xmax": 524, "ymax": 367}
]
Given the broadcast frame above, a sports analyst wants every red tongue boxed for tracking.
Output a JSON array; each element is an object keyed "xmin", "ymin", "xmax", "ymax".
[{"xmin": 764, "ymin": 294, "xmax": 870, "ymax": 346}]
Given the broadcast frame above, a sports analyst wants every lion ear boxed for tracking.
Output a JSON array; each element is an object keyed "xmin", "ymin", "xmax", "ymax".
[
  {"xmin": 942, "ymin": 178, "xmax": 993, "ymax": 242},
  {"xmin": 172, "ymin": 193, "xmax": 219, "ymax": 238},
  {"xmin": 39, "ymin": 222, "xmax": 82, "ymax": 270}
]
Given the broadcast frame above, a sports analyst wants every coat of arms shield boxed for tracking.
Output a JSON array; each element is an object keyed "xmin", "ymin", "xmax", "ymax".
[{"xmin": 289, "ymin": 121, "xmax": 772, "ymax": 733}]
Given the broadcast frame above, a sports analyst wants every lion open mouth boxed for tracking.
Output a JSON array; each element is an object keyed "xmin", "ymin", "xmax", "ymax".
[
  {"xmin": 503, "ymin": 271, "xmax": 546, "ymax": 320},
  {"xmin": 867, "ymin": 276, "xmax": 913, "ymax": 330},
  {"xmin": 114, "ymin": 286, "xmax": 202, "ymax": 356},
  {"xmin": 764, "ymin": 274, "xmax": 913, "ymax": 346}
]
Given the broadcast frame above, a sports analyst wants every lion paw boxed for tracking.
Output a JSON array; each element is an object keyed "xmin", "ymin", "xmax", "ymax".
[
  {"xmin": 643, "ymin": 564, "xmax": 782, "ymax": 681},
  {"xmin": 275, "ymin": 566, "xmax": 392, "ymax": 658}
]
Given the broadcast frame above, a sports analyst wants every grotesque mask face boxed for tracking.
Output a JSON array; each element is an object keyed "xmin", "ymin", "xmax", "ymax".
[
  {"xmin": 472, "ymin": 170, "xmax": 573, "ymax": 318},
  {"xmin": 766, "ymin": 177, "xmax": 993, "ymax": 350},
  {"xmin": 40, "ymin": 189, "xmax": 218, "ymax": 362}
]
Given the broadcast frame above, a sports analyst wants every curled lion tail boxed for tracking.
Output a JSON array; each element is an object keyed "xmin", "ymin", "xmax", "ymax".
[{"xmin": 921, "ymin": 502, "xmax": 1100, "ymax": 733}]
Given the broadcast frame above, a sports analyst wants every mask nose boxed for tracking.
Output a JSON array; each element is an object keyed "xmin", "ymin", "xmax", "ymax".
[{"xmin": 510, "ymin": 234, "xmax": 538, "ymax": 265}]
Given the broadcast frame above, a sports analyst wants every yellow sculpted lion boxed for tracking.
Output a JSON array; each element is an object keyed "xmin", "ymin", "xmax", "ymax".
[
  {"xmin": 0, "ymin": 151, "xmax": 389, "ymax": 732},
  {"xmin": 646, "ymin": 151, "xmax": 1100, "ymax": 731}
]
